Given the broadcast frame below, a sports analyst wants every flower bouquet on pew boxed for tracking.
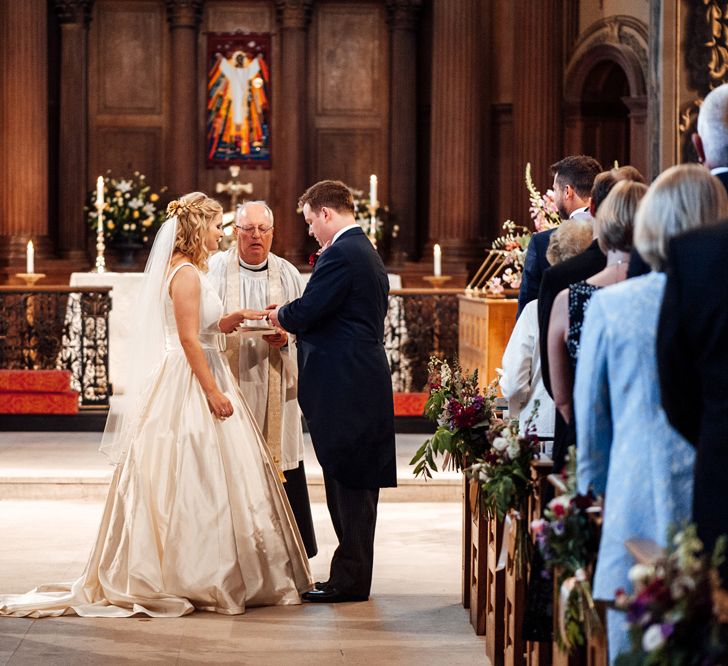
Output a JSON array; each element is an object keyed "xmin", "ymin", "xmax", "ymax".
[
  {"xmin": 531, "ymin": 447, "xmax": 602, "ymax": 651},
  {"xmin": 410, "ymin": 357, "xmax": 498, "ymax": 479},
  {"xmin": 614, "ymin": 525, "xmax": 728, "ymax": 665},
  {"xmin": 466, "ymin": 409, "xmax": 542, "ymax": 578}
]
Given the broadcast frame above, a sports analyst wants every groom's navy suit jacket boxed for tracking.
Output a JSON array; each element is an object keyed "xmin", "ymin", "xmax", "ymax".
[{"xmin": 278, "ymin": 226, "xmax": 396, "ymax": 490}]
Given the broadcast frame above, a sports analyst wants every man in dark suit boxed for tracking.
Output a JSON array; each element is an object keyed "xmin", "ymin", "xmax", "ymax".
[
  {"xmin": 517, "ymin": 155, "xmax": 602, "ymax": 317},
  {"xmin": 658, "ymin": 83, "xmax": 728, "ymax": 576},
  {"xmin": 657, "ymin": 223, "xmax": 728, "ymax": 579},
  {"xmin": 268, "ymin": 180, "xmax": 396, "ymax": 603}
]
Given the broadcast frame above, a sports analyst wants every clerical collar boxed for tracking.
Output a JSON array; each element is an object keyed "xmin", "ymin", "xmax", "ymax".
[{"xmin": 239, "ymin": 258, "xmax": 268, "ymax": 272}]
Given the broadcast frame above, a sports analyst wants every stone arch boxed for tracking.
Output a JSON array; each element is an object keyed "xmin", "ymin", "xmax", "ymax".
[{"xmin": 563, "ymin": 16, "xmax": 649, "ymax": 175}]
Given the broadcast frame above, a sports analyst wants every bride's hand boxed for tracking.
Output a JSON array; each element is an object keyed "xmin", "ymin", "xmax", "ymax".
[
  {"xmin": 218, "ymin": 309, "xmax": 266, "ymax": 334},
  {"xmin": 207, "ymin": 389, "xmax": 233, "ymax": 420}
]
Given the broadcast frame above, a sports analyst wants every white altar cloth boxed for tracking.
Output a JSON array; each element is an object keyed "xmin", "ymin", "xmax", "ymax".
[{"xmin": 70, "ymin": 272, "xmax": 145, "ymax": 394}]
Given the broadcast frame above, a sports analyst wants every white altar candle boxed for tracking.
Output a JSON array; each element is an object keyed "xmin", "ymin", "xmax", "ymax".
[
  {"xmin": 369, "ymin": 174, "xmax": 377, "ymax": 206},
  {"xmin": 96, "ymin": 176, "xmax": 104, "ymax": 233},
  {"xmin": 433, "ymin": 243, "xmax": 442, "ymax": 277},
  {"xmin": 26, "ymin": 240, "xmax": 34, "ymax": 274}
]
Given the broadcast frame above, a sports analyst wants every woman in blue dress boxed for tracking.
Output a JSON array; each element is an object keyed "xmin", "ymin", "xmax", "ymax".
[{"xmin": 574, "ymin": 164, "xmax": 728, "ymax": 663}]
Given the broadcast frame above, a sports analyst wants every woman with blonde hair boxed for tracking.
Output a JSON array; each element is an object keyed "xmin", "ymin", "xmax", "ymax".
[
  {"xmin": 573, "ymin": 165, "xmax": 728, "ymax": 663},
  {"xmin": 0, "ymin": 191, "xmax": 313, "ymax": 618}
]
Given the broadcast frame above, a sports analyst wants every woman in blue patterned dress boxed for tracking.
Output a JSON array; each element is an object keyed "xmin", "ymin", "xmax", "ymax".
[{"xmin": 574, "ymin": 164, "xmax": 728, "ymax": 663}]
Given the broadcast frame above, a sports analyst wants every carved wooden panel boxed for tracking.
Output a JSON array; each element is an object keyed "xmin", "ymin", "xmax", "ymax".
[
  {"xmin": 308, "ymin": 2, "xmax": 389, "ymax": 200},
  {"xmin": 203, "ymin": 1, "xmax": 274, "ymax": 33},
  {"xmin": 94, "ymin": 128, "xmax": 163, "ymax": 185},
  {"xmin": 315, "ymin": 129, "xmax": 378, "ymax": 187},
  {"xmin": 315, "ymin": 5, "xmax": 383, "ymax": 116},
  {"xmin": 95, "ymin": 2, "xmax": 163, "ymax": 114}
]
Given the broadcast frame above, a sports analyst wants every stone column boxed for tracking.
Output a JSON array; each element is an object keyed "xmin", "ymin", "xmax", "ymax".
[
  {"xmin": 0, "ymin": 0, "xmax": 51, "ymax": 265},
  {"xmin": 427, "ymin": 0, "xmax": 483, "ymax": 266},
  {"xmin": 55, "ymin": 0, "xmax": 93, "ymax": 262},
  {"xmin": 166, "ymin": 1, "xmax": 203, "ymax": 197},
  {"xmin": 386, "ymin": 0, "xmax": 422, "ymax": 264},
  {"xmin": 275, "ymin": 1, "xmax": 312, "ymax": 265},
  {"xmin": 511, "ymin": 0, "xmax": 563, "ymax": 224}
]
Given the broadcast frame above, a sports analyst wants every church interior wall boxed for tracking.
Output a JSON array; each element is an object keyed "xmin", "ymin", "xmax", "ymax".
[{"xmin": 1, "ymin": 0, "xmax": 720, "ymax": 285}]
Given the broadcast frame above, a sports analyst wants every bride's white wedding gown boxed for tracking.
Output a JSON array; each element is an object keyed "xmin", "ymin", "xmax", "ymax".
[{"xmin": 0, "ymin": 263, "xmax": 313, "ymax": 618}]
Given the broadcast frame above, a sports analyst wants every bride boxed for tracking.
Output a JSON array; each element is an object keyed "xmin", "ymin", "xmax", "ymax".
[{"xmin": 0, "ymin": 192, "xmax": 313, "ymax": 618}]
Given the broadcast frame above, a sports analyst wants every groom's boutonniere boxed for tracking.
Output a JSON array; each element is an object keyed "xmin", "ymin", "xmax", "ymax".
[{"xmin": 308, "ymin": 250, "xmax": 321, "ymax": 267}]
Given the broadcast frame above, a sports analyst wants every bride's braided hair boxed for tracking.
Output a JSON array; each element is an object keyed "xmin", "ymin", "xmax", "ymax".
[{"xmin": 167, "ymin": 192, "xmax": 223, "ymax": 271}]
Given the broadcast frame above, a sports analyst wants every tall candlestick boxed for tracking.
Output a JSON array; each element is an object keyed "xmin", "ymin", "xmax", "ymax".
[
  {"xmin": 26, "ymin": 240, "xmax": 34, "ymax": 274},
  {"xmin": 433, "ymin": 243, "xmax": 442, "ymax": 277},
  {"xmin": 96, "ymin": 176, "xmax": 104, "ymax": 233},
  {"xmin": 369, "ymin": 174, "xmax": 378, "ymax": 206}
]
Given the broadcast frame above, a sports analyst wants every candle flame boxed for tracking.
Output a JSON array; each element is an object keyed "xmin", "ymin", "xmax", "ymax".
[{"xmin": 27, "ymin": 240, "xmax": 33, "ymax": 251}]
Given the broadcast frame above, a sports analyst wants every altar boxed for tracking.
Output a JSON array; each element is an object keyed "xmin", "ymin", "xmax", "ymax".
[{"xmin": 69, "ymin": 272, "xmax": 145, "ymax": 394}]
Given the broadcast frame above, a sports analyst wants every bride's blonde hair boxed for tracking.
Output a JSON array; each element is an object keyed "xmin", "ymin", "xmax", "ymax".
[{"xmin": 166, "ymin": 192, "xmax": 222, "ymax": 271}]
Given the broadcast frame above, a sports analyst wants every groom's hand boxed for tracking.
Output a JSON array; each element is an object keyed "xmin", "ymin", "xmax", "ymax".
[
  {"xmin": 262, "ymin": 330, "xmax": 287, "ymax": 348},
  {"xmin": 266, "ymin": 304, "xmax": 282, "ymax": 330}
]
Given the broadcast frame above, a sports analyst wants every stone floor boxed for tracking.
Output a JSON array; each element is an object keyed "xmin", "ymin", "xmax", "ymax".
[
  {"xmin": 0, "ymin": 432, "xmax": 486, "ymax": 665},
  {"xmin": 0, "ymin": 433, "xmax": 460, "ymax": 502}
]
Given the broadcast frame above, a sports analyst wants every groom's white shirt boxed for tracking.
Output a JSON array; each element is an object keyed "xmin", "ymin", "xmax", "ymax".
[{"xmin": 208, "ymin": 249, "xmax": 306, "ymax": 471}]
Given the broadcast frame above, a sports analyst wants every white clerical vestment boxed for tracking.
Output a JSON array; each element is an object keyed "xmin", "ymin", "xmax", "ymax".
[{"xmin": 208, "ymin": 250, "xmax": 305, "ymax": 471}]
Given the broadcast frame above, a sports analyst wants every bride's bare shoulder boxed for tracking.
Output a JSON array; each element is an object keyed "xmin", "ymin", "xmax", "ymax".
[{"xmin": 167, "ymin": 254, "xmax": 199, "ymax": 295}]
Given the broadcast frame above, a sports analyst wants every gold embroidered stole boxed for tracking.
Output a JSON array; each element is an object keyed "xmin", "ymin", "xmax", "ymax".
[{"xmin": 225, "ymin": 250, "xmax": 285, "ymax": 478}]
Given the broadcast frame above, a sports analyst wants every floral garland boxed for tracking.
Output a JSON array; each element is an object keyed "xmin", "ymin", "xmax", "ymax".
[
  {"xmin": 614, "ymin": 525, "xmax": 728, "ymax": 665},
  {"xmin": 467, "ymin": 410, "xmax": 541, "ymax": 578},
  {"xmin": 531, "ymin": 447, "xmax": 602, "ymax": 650},
  {"xmin": 410, "ymin": 357, "xmax": 498, "ymax": 479}
]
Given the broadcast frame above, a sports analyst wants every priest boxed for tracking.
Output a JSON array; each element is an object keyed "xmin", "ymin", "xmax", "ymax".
[{"xmin": 208, "ymin": 201, "xmax": 317, "ymax": 557}]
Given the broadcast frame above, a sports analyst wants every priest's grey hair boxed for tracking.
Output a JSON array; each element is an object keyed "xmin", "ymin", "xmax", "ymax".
[
  {"xmin": 697, "ymin": 83, "xmax": 728, "ymax": 168},
  {"xmin": 236, "ymin": 200, "xmax": 274, "ymax": 226}
]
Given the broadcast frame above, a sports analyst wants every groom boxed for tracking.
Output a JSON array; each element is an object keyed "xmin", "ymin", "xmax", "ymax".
[{"xmin": 267, "ymin": 180, "xmax": 396, "ymax": 603}]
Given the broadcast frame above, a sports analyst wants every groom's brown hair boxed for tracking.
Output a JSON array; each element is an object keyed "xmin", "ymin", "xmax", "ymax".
[{"xmin": 298, "ymin": 180, "xmax": 355, "ymax": 215}]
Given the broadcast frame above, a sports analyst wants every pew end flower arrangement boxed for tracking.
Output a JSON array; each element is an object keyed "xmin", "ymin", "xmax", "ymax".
[
  {"xmin": 531, "ymin": 447, "xmax": 603, "ymax": 651},
  {"xmin": 410, "ymin": 357, "xmax": 498, "ymax": 479},
  {"xmin": 466, "ymin": 409, "xmax": 542, "ymax": 578},
  {"xmin": 614, "ymin": 525, "xmax": 728, "ymax": 665}
]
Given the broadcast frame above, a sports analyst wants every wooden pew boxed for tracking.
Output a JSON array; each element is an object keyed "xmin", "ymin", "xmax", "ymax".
[
  {"xmin": 548, "ymin": 474, "xmax": 586, "ymax": 666},
  {"xmin": 524, "ymin": 459, "xmax": 554, "ymax": 666}
]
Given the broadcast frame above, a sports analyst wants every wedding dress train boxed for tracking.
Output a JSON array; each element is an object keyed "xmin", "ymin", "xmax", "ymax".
[{"xmin": 0, "ymin": 263, "xmax": 312, "ymax": 618}]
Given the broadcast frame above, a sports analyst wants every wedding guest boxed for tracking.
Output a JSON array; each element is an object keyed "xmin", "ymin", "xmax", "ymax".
[
  {"xmin": 548, "ymin": 179, "xmax": 647, "ymax": 425},
  {"xmin": 575, "ymin": 164, "xmax": 728, "ymax": 663},
  {"xmin": 538, "ymin": 166, "xmax": 645, "ymax": 471},
  {"xmin": 500, "ymin": 217, "xmax": 593, "ymax": 442},
  {"xmin": 517, "ymin": 155, "xmax": 602, "ymax": 317},
  {"xmin": 208, "ymin": 201, "xmax": 317, "ymax": 558},
  {"xmin": 0, "ymin": 192, "xmax": 313, "ymax": 618},
  {"xmin": 657, "ymin": 84, "xmax": 728, "ymax": 587},
  {"xmin": 268, "ymin": 180, "xmax": 396, "ymax": 603}
]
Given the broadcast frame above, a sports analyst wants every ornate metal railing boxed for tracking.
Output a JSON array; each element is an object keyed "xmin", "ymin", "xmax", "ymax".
[
  {"xmin": 385, "ymin": 288, "xmax": 461, "ymax": 392},
  {"xmin": 0, "ymin": 287, "xmax": 112, "ymax": 407}
]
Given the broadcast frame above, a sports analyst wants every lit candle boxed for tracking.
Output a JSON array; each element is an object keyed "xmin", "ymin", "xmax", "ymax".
[
  {"xmin": 369, "ymin": 174, "xmax": 378, "ymax": 206},
  {"xmin": 96, "ymin": 176, "xmax": 104, "ymax": 233},
  {"xmin": 26, "ymin": 240, "xmax": 34, "ymax": 274},
  {"xmin": 433, "ymin": 243, "xmax": 442, "ymax": 277}
]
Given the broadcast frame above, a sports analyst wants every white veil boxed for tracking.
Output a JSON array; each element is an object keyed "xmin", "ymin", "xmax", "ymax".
[{"xmin": 99, "ymin": 217, "xmax": 178, "ymax": 464}]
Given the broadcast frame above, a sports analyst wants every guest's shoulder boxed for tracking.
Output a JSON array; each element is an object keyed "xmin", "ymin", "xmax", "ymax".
[
  {"xmin": 591, "ymin": 272, "xmax": 665, "ymax": 313},
  {"xmin": 669, "ymin": 220, "xmax": 728, "ymax": 259}
]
